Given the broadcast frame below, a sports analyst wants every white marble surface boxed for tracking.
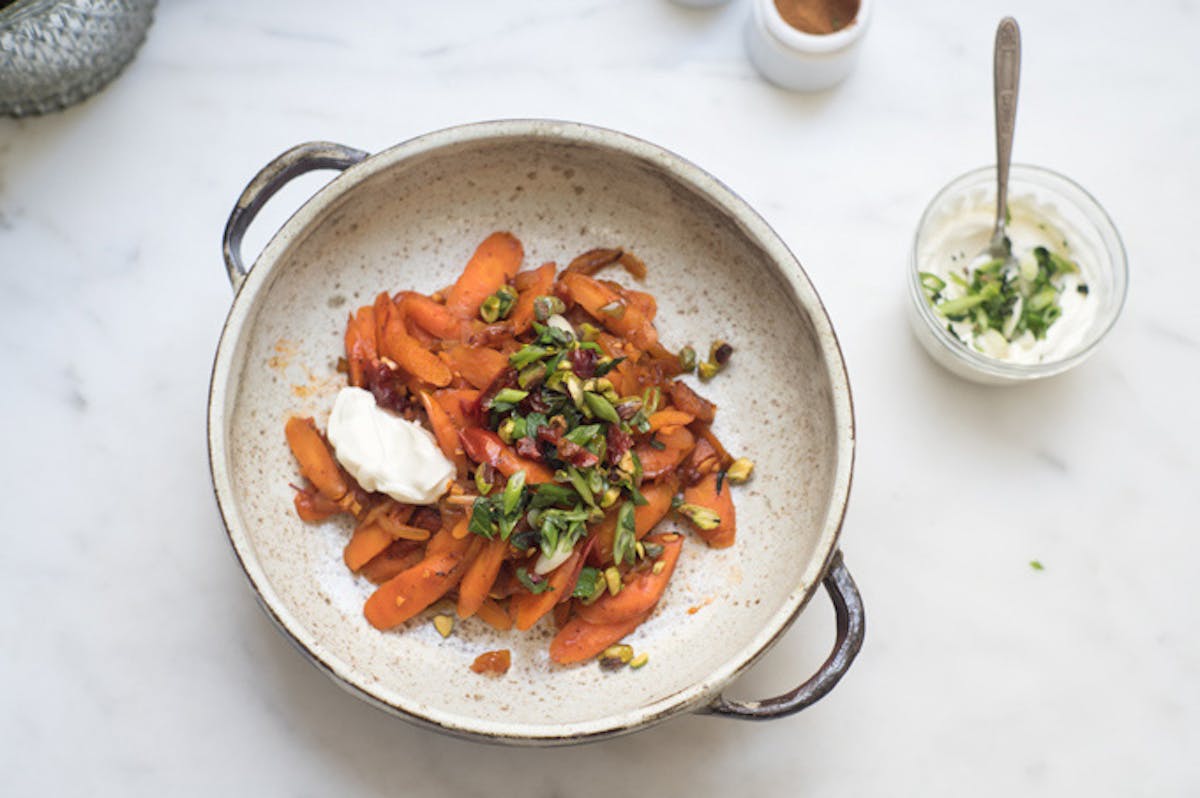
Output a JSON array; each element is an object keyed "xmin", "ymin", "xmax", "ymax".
[{"xmin": 2, "ymin": 1, "xmax": 1198, "ymax": 794}]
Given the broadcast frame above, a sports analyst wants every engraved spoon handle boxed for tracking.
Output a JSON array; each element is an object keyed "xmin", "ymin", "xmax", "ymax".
[{"xmin": 992, "ymin": 17, "xmax": 1021, "ymax": 245}]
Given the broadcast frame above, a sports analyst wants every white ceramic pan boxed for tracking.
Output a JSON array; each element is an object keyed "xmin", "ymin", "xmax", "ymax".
[{"xmin": 208, "ymin": 121, "xmax": 863, "ymax": 744}]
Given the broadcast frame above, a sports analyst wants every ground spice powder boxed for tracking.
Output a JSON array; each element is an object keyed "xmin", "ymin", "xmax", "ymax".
[{"xmin": 774, "ymin": 0, "xmax": 860, "ymax": 34}]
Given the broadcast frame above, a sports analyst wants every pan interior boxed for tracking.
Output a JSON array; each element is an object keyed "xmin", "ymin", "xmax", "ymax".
[{"xmin": 218, "ymin": 133, "xmax": 843, "ymax": 737}]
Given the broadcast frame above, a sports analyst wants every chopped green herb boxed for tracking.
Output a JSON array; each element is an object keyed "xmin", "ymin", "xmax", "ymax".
[
  {"xmin": 573, "ymin": 567, "xmax": 604, "ymax": 601},
  {"xmin": 1029, "ymin": 560, "xmax": 1045, "ymax": 571},
  {"xmin": 613, "ymin": 501, "xmax": 637, "ymax": 566},
  {"xmin": 516, "ymin": 567, "xmax": 552, "ymax": 594}
]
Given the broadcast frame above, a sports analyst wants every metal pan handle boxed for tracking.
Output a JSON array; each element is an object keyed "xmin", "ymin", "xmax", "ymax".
[
  {"xmin": 221, "ymin": 141, "xmax": 369, "ymax": 292},
  {"xmin": 702, "ymin": 550, "xmax": 864, "ymax": 720}
]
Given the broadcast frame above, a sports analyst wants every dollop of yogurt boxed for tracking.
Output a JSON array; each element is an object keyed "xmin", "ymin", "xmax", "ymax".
[
  {"xmin": 918, "ymin": 195, "xmax": 1097, "ymax": 364},
  {"xmin": 326, "ymin": 387, "xmax": 455, "ymax": 505}
]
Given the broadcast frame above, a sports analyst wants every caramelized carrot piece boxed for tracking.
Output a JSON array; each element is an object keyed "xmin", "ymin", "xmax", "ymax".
[
  {"xmin": 470, "ymin": 649, "xmax": 511, "ymax": 675},
  {"xmin": 560, "ymin": 271, "xmax": 658, "ymax": 350},
  {"xmin": 344, "ymin": 306, "xmax": 377, "ymax": 388},
  {"xmin": 669, "ymin": 380, "xmax": 716, "ymax": 424},
  {"xmin": 284, "ymin": 416, "xmax": 349, "ymax": 502},
  {"xmin": 344, "ymin": 522, "xmax": 395, "ymax": 572},
  {"xmin": 475, "ymin": 598, "xmax": 513, "ymax": 631},
  {"xmin": 549, "ymin": 611, "xmax": 652, "ymax": 665},
  {"xmin": 695, "ymin": 424, "xmax": 735, "ymax": 469},
  {"xmin": 459, "ymin": 428, "xmax": 555, "ymax": 484},
  {"xmin": 359, "ymin": 543, "xmax": 424, "ymax": 585},
  {"xmin": 364, "ymin": 551, "xmax": 469, "ymax": 630},
  {"xmin": 426, "ymin": 518, "xmax": 471, "ymax": 558},
  {"xmin": 441, "ymin": 345, "xmax": 509, "ymax": 390},
  {"xmin": 400, "ymin": 292, "xmax": 467, "ymax": 340},
  {"xmin": 446, "ymin": 232, "xmax": 524, "ymax": 319},
  {"xmin": 380, "ymin": 293, "xmax": 452, "ymax": 387},
  {"xmin": 511, "ymin": 550, "xmax": 585, "ymax": 631},
  {"xmin": 647, "ymin": 409, "xmax": 694, "ymax": 433},
  {"xmin": 419, "ymin": 391, "xmax": 463, "ymax": 464},
  {"xmin": 634, "ymin": 426, "xmax": 695, "ymax": 481},
  {"xmin": 577, "ymin": 534, "xmax": 683, "ymax": 625},
  {"xmin": 591, "ymin": 479, "xmax": 678, "ymax": 565},
  {"xmin": 681, "ymin": 471, "xmax": 736, "ymax": 548},
  {"xmin": 508, "ymin": 262, "xmax": 557, "ymax": 334},
  {"xmin": 433, "ymin": 388, "xmax": 481, "ymax": 430},
  {"xmin": 291, "ymin": 484, "xmax": 342, "ymax": 522},
  {"xmin": 457, "ymin": 538, "xmax": 508, "ymax": 619}
]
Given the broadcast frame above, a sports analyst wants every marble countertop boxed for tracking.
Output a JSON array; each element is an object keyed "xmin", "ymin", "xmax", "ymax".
[{"xmin": 3, "ymin": 1, "xmax": 1197, "ymax": 794}]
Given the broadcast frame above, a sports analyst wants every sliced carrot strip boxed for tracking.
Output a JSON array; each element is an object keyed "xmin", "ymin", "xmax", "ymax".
[
  {"xmin": 344, "ymin": 522, "xmax": 393, "ymax": 572},
  {"xmin": 378, "ymin": 293, "xmax": 452, "ymax": 387},
  {"xmin": 442, "ymin": 345, "xmax": 508, "ymax": 390},
  {"xmin": 508, "ymin": 262, "xmax": 556, "ymax": 334},
  {"xmin": 363, "ymin": 551, "xmax": 468, "ymax": 630},
  {"xmin": 284, "ymin": 416, "xmax": 349, "ymax": 502},
  {"xmin": 474, "ymin": 598, "xmax": 513, "ymax": 631},
  {"xmin": 446, "ymin": 232, "xmax": 524, "ymax": 319},
  {"xmin": 560, "ymin": 271, "xmax": 657, "ymax": 350},
  {"xmin": 510, "ymin": 550, "xmax": 584, "ymax": 631},
  {"xmin": 344, "ymin": 306, "xmax": 377, "ymax": 388},
  {"xmin": 549, "ymin": 610, "xmax": 652, "ymax": 665},
  {"xmin": 647, "ymin": 409, "xmax": 694, "ymax": 433},
  {"xmin": 681, "ymin": 471, "xmax": 736, "ymax": 548},
  {"xmin": 634, "ymin": 426, "xmax": 695, "ymax": 481},
  {"xmin": 577, "ymin": 534, "xmax": 682, "ymax": 625},
  {"xmin": 400, "ymin": 292, "xmax": 467, "ymax": 340},
  {"xmin": 459, "ymin": 428, "xmax": 555, "ymax": 484},
  {"xmin": 591, "ymin": 479, "xmax": 678, "ymax": 566},
  {"xmin": 457, "ymin": 538, "xmax": 508, "ymax": 619}
]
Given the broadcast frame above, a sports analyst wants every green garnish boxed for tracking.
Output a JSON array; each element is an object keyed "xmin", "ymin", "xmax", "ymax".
[
  {"xmin": 1030, "ymin": 560, "xmax": 1045, "ymax": 571},
  {"xmin": 573, "ymin": 567, "xmax": 604, "ymax": 601},
  {"xmin": 612, "ymin": 502, "xmax": 637, "ymax": 566},
  {"xmin": 516, "ymin": 567, "xmax": 552, "ymax": 594}
]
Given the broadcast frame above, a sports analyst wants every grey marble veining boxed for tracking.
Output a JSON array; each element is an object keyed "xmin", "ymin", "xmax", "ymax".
[{"xmin": 1, "ymin": 0, "xmax": 1198, "ymax": 795}]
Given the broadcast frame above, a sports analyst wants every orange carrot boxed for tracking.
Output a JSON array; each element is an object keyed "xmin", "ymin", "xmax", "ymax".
[
  {"xmin": 419, "ymin": 391, "xmax": 463, "ymax": 464},
  {"xmin": 577, "ymin": 534, "xmax": 683, "ymax": 625},
  {"xmin": 549, "ymin": 611, "xmax": 652, "ymax": 665},
  {"xmin": 344, "ymin": 522, "xmax": 393, "ymax": 572},
  {"xmin": 475, "ymin": 598, "xmax": 513, "ymax": 631},
  {"xmin": 364, "ymin": 551, "xmax": 470, "ymax": 630},
  {"xmin": 380, "ymin": 295, "xmax": 453, "ymax": 387},
  {"xmin": 511, "ymin": 550, "xmax": 585, "ymax": 631},
  {"xmin": 634, "ymin": 426, "xmax": 695, "ymax": 480},
  {"xmin": 459, "ymin": 428, "xmax": 555, "ymax": 484},
  {"xmin": 457, "ymin": 538, "xmax": 508, "ymax": 619},
  {"xmin": 284, "ymin": 416, "xmax": 349, "ymax": 502},
  {"xmin": 470, "ymin": 649, "xmax": 511, "ymax": 675},
  {"xmin": 359, "ymin": 543, "xmax": 424, "ymax": 585},
  {"xmin": 647, "ymin": 409, "xmax": 694, "ymax": 433},
  {"xmin": 400, "ymin": 292, "xmax": 467, "ymax": 340},
  {"xmin": 669, "ymin": 380, "xmax": 716, "ymax": 424},
  {"xmin": 442, "ymin": 345, "xmax": 509, "ymax": 390},
  {"xmin": 681, "ymin": 471, "xmax": 736, "ymax": 548},
  {"xmin": 508, "ymin": 262, "xmax": 556, "ymax": 334},
  {"xmin": 291, "ymin": 484, "xmax": 341, "ymax": 522},
  {"xmin": 560, "ymin": 271, "xmax": 657, "ymax": 350},
  {"xmin": 591, "ymin": 479, "xmax": 678, "ymax": 566},
  {"xmin": 446, "ymin": 232, "xmax": 524, "ymax": 319},
  {"xmin": 433, "ymin": 388, "xmax": 481, "ymax": 430},
  {"xmin": 344, "ymin": 306, "xmax": 377, "ymax": 388}
]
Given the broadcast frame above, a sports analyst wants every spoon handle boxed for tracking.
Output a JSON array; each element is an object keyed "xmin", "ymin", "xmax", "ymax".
[{"xmin": 993, "ymin": 17, "xmax": 1021, "ymax": 238}]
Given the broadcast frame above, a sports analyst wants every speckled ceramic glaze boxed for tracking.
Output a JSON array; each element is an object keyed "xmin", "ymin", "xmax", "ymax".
[{"xmin": 208, "ymin": 121, "xmax": 858, "ymax": 744}]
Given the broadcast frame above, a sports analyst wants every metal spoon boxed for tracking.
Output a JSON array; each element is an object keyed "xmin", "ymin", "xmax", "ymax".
[{"xmin": 988, "ymin": 17, "xmax": 1022, "ymax": 261}]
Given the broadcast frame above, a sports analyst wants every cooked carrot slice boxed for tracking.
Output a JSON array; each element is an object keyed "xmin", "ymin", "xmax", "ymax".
[
  {"xmin": 432, "ymin": 388, "xmax": 481, "ymax": 430},
  {"xmin": 399, "ymin": 292, "xmax": 467, "ymax": 340},
  {"xmin": 457, "ymin": 538, "xmax": 508, "ymax": 619},
  {"xmin": 577, "ymin": 534, "xmax": 683, "ymax": 625},
  {"xmin": 474, "ymin": 598, "xmax": 512, "ymax": 631},
  {"xmin": 419, "ymin": 391, "xmax": 463, "ymax": 463},
  {"xmin": 344, "ymin": 522, "xmax": 393, "ymax": 572},
  {"xmin": 647, "ymin": 409, "xmax": 694, "ymax": 433},
  {"xmin": 560, "ymin": 271, "xmax": 657, "ymax": 350},
  {"xmin": 344, "ymin": 306, "xmax": 377, "ymax": 388},
  {"xmin": 441, "ymin": 345, "xmax": 508, "ymax": 390},
  {"xmin": 510, "ymin": 549, "xmax": 584, "ymax": 631},
  {"xmin": 363, "ymin": 551, "xmax": 467, "ymax": 630},
  {"xmin": 669, "ymin": 380, "xmax": 716, "ymax": 424},
  {"xmin": 359, "ymin": 542, "xmax": 424, "ymax": 585},
  {"xmin": 634, "ymin": 426, "xmax": 695, "ymax": 481},
  {"xmin": 508, "ymin": 262, "xmax": 556, "ymax": 334},
  {"xmin": 470, "ymin": 649, "xmax": 511, "ymax": 675},
  {"xmin": 681, "ymin": 471, "xmax": 736, "ymax": 548},
  {"xmin": 549, "ymin": 611, "xmax": 652, "ymax": 665},
  {"xmin": 379, "ymin": 294, "xmax": 452, "ymax": 387},
  {"xmin": 284, "ymin": 416, "xmax": 349, "ymax": 503},
  {"xmin": 459, "ymin": 428, "xmax": 555, "ymax": 484},
  {"xmin": 291, "ymin": 484, "xmax": 342, "ymax": 522},
  {"xmin": 446, "ymin": 232, "xmax": 524, "ymax": 319},
  {"xmin": 591, "ymin": 479, "xmax": 678, "ymax": 566}
]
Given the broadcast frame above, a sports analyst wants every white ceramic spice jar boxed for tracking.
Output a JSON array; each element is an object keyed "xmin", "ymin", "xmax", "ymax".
[{"xmin": 745, "ymin": 0, "xmax": 871, "ymax": 91}]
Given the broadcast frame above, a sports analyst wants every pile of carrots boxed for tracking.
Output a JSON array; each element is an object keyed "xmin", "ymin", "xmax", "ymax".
[{"xmin": 285, "ymin": 232, "xmax": 742, "ymax": 670}]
